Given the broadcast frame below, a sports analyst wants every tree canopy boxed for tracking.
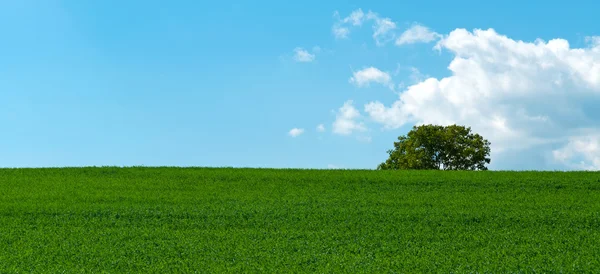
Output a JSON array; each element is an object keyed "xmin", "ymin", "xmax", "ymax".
[{"xmin": 378, "ymin": 124, "xmax": 491, "ymax": 170}]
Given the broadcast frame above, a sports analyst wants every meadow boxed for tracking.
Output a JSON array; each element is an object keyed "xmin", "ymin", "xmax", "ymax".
[{"xmin": 0, "ymin": 167, "xmax": 599, "ymax": 272}]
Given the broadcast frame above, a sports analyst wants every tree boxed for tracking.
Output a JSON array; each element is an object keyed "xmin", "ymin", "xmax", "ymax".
[{"xmin": 378, "ymin": 124, "xmax": 491, "ymax": 170}]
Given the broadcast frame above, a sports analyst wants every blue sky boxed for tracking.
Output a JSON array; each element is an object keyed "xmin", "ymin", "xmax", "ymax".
[{"xmin": 1, "ymin": 0, "xmax": 600, "ymax": 170}]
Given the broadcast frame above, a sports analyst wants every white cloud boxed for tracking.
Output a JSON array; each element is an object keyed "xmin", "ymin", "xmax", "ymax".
[
  {"xmin": 342, "ymin": 9, "xmax": 365, "ymax": 26},
  {"xmin": 364, "ymin": 100, "xmax": 408, "ymax": 129},
  {"xmin": 332, "ymin": 9, "xmax": 396, "ymax": 45},
  {"xmin": 327, "ymin": 164, "xmax": 342, "ymax": 169},
  {"xmin": 585, "ymin": 36, "xmax": 600, "ymax": 48},
  {"xmin": 332, "ymin": 25, "xmax": 350, "ymax": 39},
  {"xmin": 317, "ymin": 124, "xmax": 325, "ymax": 132},
  {"xmin": 332, "ymin": 100, "xmax": 366, "ymax": 135},
  {"xmin": 288, "ymin": 128, "xmax": 305, "ymax": 137},
  {"xmin": 553, "ymin": 132, "xmax": 600, "ymax": 170},
  {"xmin": 293, "ymin": 47, "xmax": 316, "ymax": 62},
  {"xmin": 362, "ymin": 28, "xmax": 600, "ymax": 169},
  {"xmin": 332, "ymin": 10, "xmax": 362, "ymax": 39},
  {"xmin": 367, "ymin": 11, "xmax": 397, "ymax": 45},
  {"xmin": 349, "ymin": 67, "xmax": 393, "ymax": 89},
  {"xmin": 396, "ymin": 24, "xmax": 441, "ymax": 45},
  {"xmin": 408, "ymin": 67, "xmax": 426, "ymax": 83}
]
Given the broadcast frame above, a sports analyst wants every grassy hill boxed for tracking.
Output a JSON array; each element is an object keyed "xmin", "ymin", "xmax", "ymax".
[{"xmin": 1, "ymin": 167, "xmax": 599, "ymax": 272}]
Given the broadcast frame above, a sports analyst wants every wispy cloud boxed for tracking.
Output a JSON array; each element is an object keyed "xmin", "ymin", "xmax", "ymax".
[
  {"xmin": 332, "ymin": 25, "xmax": 350, "ymax": 39},
  {"xmin": 342, "ymin": 9, "xmax": 365, "ymax": 26},
  {"xmin": 585, "ymin": 36, "xmax": 600, "ymax": 49},
  {"xmin": 293, "ymin": 47, "xmax": 316, "ymax": 62},
  {"xmin": 367, "ymin": 11, "xmax": 397, "ymax": 45},
  {"xmin": 396, "ymin": 24, "xmax": 441, "ymax": 45},
  {"xmin": 332, "ymin": 9, "xmax": 397, "ymax": 45}
]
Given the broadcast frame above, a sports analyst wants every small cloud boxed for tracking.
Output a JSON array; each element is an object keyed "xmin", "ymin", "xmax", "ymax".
[
  {"xmin": 317, "ymin": 124, "xmax": 326, "ymax": 132},
  {"xmin": 327, "ymin": 164, "xmax": 342, "ymax": 169},
  {"xmin": 331, "ymin": 8, "xmax": 365, "ymax": 40},
  {"xmin": 368, "ymin": 11, "xmax": 397, "ymax": 46},
  {"xmin": 396, "ymin": 24, "xmax": 441, "ymax": 46},
  {"xmin": 293, "ymin": 47, "xmax": 316, "ymax": 62},
  {"xmin": 349, "ymin": 67, "xmax": 394, "ymax": 89},
  {"xmin": 585, "ymin": 36, "xmax": 600, "ymax": 49},
  {"xmin": 332, "ymin": 100, "xmax": 367, "ymax": 135},
  {"xmin": 342, "ymin": 9, "xmax": 366, "ymax": 26},
  {"xmin": 332, "ymin": 25, "xmax": 350, "ymax": 39},
  {"xmin": 408, "ymin": 67, "xmax": 427, "ymax": 83},
  {"xmin": 397, "ymin": 82, "xmax": 406, "ymax": 90},
  {"xmin": 332, "ymin": 9, "xmax": 396, "ymax": 44},
  {"xmin": 288, "ymin": 128, "xmax": 305, "ymax": 137}
]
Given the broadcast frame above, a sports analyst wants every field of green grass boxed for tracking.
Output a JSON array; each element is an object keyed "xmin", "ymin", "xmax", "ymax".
[{"xmin": 0, "ymin": 167, "xmax": 599, "ymax": 272}]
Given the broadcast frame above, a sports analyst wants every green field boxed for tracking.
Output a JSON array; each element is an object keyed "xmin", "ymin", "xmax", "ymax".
[{"xmin": 1, "ymin": 167, "xmax": 599, "ymax": 272}]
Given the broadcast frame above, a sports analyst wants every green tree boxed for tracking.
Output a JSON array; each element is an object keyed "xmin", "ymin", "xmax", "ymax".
[{"xmin": 378, "ymin": 124, "xmax": 491, "ymax": 170}]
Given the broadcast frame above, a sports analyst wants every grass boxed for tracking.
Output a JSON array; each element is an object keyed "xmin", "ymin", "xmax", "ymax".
[{"xmin": 0, "ymin": 167, "xmax": 599, "ymax": 272}]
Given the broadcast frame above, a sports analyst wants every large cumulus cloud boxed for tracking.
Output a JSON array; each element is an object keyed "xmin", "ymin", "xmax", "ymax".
[{"xmin": 365, "ymin": 29, "xmax": 600, "ymax": 169}]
